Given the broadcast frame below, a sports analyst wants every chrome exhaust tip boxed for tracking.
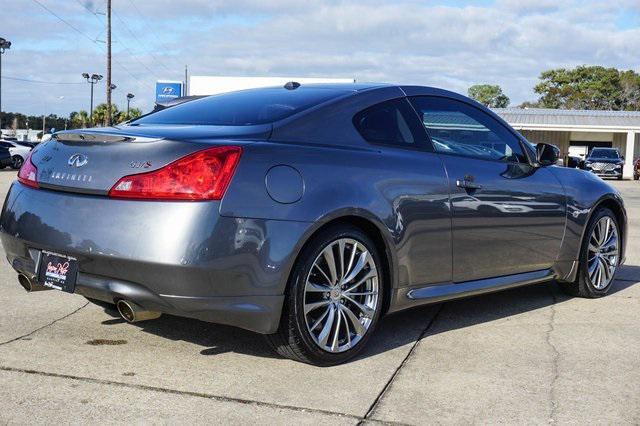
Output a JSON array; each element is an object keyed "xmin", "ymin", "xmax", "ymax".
[
  {"xmin": 18, "ymin": 273, "xmax": 52, "ymax": 292},
  {"xmin": 116, "ymin": 300, "xmax": 161, "ymax": 323}
]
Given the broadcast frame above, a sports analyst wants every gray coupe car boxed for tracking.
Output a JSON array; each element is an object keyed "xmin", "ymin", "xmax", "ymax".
[{"xmin": 0, "ymin": 83, "xmax": 627, "ymax": 365}]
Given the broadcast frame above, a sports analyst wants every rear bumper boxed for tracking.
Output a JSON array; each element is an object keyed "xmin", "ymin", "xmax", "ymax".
[{"xmin": 1, "ymin": 182, "xmax": 312, "ymax": 333}]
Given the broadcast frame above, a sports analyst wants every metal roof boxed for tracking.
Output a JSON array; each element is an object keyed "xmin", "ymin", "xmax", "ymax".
[{"xmin": 493, "ymin": 108, "xmax": 640, "ymax": 130}]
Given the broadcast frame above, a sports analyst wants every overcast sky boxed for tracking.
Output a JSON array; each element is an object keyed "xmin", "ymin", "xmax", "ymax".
[{"xmin": 1, "ymin": 0, "xmax": 639, "ymax": 117}]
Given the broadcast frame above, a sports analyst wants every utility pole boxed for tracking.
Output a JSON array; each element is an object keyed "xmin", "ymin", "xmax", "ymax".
[
  {"xmin": 184, "ymin": 65, "xmax": 188, "ymax": 96},
  {"xmin": 0, "ymin": 38, "xmax": 12, "ymax": 132},
  {"xmin": 106, "ymin": 0, "xmax": 112, "ymax": 126}
]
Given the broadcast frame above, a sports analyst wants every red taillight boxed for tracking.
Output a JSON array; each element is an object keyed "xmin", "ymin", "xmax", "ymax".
[
  {"xmin": 108, "ymin": 146, "xmax": 242, "ymax": 201},
  {"xmin": 18, "ymin": 151, "xmax": 38, "ymax": 188}
]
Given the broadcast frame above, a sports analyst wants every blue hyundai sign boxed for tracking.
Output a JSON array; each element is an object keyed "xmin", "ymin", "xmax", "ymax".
[{"xmin": 155, "ymin": 81, "xmax": 183, "ymax": 103}]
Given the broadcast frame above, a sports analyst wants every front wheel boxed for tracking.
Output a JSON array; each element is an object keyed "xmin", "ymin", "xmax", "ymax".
[
  {"xmin": 11, "ymin": 155, "xmax": 24, "ymax": 170},
  {"xmin": 560, "ymin": 208, "xmax": 620, "ymax": 298},
  {"xmin": 266, "ymin": 225, "xmax": 384, "ymax": 366}
]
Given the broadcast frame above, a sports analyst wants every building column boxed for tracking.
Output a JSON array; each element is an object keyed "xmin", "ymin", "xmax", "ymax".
[{"xmin": 624, "ymin": 131, "xmax": 636, "ymax": 179}]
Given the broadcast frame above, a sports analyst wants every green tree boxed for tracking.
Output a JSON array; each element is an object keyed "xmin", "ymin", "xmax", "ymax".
[
  {"xmin": 69, "ymin": 110, "xmax": 90, "ymax": 129},
  {"xmin": 533, "ymin": 65, "xmax": 640, "ymax": 110},
  {"xmin": 91, "ymin": 103, "xmax": 120, "ymax": 127},
  {"xmin": 468, "ymin": 84, "xmax": 510, "ymax": 108}
]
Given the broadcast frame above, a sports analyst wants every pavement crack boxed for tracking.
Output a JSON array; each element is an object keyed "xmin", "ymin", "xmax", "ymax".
[
  {"xmin": 0, "ymin": 365, "xmax": 361, "ymax": 422},
  {"xmin": 0, "ymin": 302, "xmax": 89, "ymax": 346},
  {"xmin": 359, "ymin": 304, "xmax": 444, "ymax": 424},
  {"xmin": 546, "ymin": 287, "xmax": 560, "ymax": 424}
]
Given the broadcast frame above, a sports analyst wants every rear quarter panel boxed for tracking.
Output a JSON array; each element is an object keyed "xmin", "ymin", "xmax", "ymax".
[{"xmin": 220, "ymin": 141, "xmax": 452, "ymax": 289}]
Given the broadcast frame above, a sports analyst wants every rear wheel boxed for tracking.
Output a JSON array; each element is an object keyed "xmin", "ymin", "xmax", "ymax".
[
  {"xmin": 11, "ymin": 155, "xmax": 23, "ymax": 170},
  {"xmin": 266, "ymin": 225, "xmax": 384, "ymax": 366},
  {"xmin": 560, "ymin": 208, "xmax": 620, "ymax": 298}
]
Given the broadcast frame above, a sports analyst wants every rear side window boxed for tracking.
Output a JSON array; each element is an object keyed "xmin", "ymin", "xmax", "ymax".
[
  {"xmin": 133, "ymin": 87, "xmax": 350, "ymax": 126},
  {"xmin": 409, "ymin": 96, "xmax": 526, "ymax": 163},
  {"xmin": 353, "ymin": 98, "xmax": 428, "ymax": 148}
]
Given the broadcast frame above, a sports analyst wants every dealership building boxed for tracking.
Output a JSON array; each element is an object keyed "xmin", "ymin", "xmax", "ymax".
[{"xmin": 494, "ymin": 108, "xmax": 640, "ymax": 178}]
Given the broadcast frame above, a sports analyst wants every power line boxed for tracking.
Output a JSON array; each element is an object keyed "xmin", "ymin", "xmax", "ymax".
[
  {"xmin": 1, "ymin": 76, "xmax": 84, "ymax": 85},
  {"xmin": 30, "ymin": 0, "xmax": 148, "ymax": 93},
  {"xmin": 124, "ymin": 0, "xmax": 175, "ymax": 74},
  {"xmin": 31, "ymin": 0, "xmax": 97, "ymax": 44},
  {"xmin": 70, "ymin": 1, "xmax": 163, "ymax": 85},
  {"xmin": 112, "ymin": 10, "xmax": 173, "ymax": 74}
]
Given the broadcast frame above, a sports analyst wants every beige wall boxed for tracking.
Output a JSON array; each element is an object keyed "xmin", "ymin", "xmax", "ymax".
[{"xmin": 520, "ymin": 130, "xmax": 571, "ymax": 155}]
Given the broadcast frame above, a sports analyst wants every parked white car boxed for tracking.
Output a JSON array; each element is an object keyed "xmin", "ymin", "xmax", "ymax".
[{"xmin": 0, "ymin": 140, "xmax": 33, "ymax": 169}]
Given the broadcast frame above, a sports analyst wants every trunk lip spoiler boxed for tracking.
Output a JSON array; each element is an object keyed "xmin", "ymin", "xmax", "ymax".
[{"xmin": 52, "ymin": 133, "xmax": 163, "ymax": 143}]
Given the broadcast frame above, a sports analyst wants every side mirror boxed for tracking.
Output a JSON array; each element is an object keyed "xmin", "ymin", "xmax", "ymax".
[{"xmin": 536, "ymin": 143, "xmax": 560, "ymax": 166}]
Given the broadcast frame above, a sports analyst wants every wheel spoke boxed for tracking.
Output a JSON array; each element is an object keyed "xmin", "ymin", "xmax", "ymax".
[
  {"xmin": 306, "ymin": 281, "xmax": 331, "ymax": 292},
  {"xmin": 323, "ymin": 245, "xmax": 339, "ymax": 285},
  {"xmin": 345, "ymin": 291, "xmax": 378, "ymax": 297},
  {"xmin": 305, "ymin": 300, "xmax": 330, "ymax": 315},
  {"xmin": 337, "ymin": 239, "xmax": 346, "ymax": 281},
  {"xmin": 309, "ymin": 306, "xmax": 331, "ymax": 331},
  {"xmin": 317, "ymin": 305, "xmax": 336, "ymax": 347},
  {"xmin": 331, "ymin": 306, "xmax": 342, "ymax": 351},
  {"xmin": 341, "ymin": 309, "xmax": 351, "ymax": 348},
  {"xmin": 342, "ymin": 251, "xmax": 369, "ymax": 284},
  {"xmin": 313, "ymin": 263, "xmax": 333, "ymax": 286},
  {"xmin": 340, "ymin": 304, "xmax": 366, "ymax": 336},
  {"xmin": 344, "ymin": 269, "xmax": 376, "ymax": 293},
  {"xmin": 343, "ymin": 295, "xmax": 375, "ymax": 319}
]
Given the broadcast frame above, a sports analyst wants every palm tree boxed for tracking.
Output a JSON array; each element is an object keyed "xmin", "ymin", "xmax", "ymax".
[{"xmin": 69, "ymin": 110, "xmax": 90, "ymax": 129}]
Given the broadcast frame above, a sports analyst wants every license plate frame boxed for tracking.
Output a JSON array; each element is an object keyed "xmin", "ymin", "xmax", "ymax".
[{"xmin": 37, "ymin": 250, "xmax": 79, "ymax": 293}]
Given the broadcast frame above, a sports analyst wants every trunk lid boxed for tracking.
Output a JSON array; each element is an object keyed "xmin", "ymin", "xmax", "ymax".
[{"xmin": 32, "ymin": 124, "xmax": 269, "ymax": 194}]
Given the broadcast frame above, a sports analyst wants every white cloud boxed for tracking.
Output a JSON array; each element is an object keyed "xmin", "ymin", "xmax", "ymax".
[{"xmin": 1, "ymin": 0, "xmax": 639, "ymax": 116}]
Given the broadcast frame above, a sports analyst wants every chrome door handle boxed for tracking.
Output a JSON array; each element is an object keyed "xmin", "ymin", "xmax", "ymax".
[{"xmin": 456, "ymin": 178, "xmax": 482, "ymax": 190}]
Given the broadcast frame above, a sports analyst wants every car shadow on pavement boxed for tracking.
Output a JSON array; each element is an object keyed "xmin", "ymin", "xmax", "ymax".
[{"xmin": 97, "ymin": 266, "xmax": 639, "ymax": 364}]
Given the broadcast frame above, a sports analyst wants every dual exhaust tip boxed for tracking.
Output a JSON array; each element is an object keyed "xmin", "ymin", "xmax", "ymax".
[
  {"xmin": 17, "ymin": 273, "xmax": 160, "ymax": 323},
  {"xmin": 116, "ymin": 300, "xmax": 161, "ymax": 323},
  {"xmin": 18, "ymin": 273, "xmax": 51, "ymax": 292}
]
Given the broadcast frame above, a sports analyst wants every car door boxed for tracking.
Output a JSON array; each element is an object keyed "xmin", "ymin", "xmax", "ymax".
[
  {"xmin": 352, "ymin": 97, "xmax": 453, "ymax": 286},
  {"xmin": 408, "ymin": 96, "xmax": 566, "ymax": 283}
]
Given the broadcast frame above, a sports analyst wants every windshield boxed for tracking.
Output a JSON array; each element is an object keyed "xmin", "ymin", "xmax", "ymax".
[
  {"xmin": 590, "ymin": 149, "xmax": 620, "ymax": 159},
  {"xmin": 132, "ymin": 87, "xmax": 351, "ymax": 126}
]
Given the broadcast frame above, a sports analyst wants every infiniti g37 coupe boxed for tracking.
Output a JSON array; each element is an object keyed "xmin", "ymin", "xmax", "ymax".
[{"xmin": 1, "ymin": 83, "xmax": 626, "ymax": 366}]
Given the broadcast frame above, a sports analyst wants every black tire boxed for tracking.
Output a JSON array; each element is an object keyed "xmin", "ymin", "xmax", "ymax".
[
  {"xmin": 560, "ymin": 208, "xmax": 620, "ymax": 298},
  {"xmin": 266, "ymin": 224, "xmax": 384, "ymax": 366},
  {"xmin": 11, "ymin": 155, "xmax": 23, "ymax": 170},
  {"xmin": 617, "ymin": 175, "xmax": 623, "ymax": 181},
  {"xmin": 634, "ymin": 175, "xmax": 639, "ymax": 181}
]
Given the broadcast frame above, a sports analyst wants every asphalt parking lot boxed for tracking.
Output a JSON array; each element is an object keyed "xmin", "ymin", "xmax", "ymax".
[{"xmin": 0, "ymin": 170, "xmax": 638, "ymax": 425}]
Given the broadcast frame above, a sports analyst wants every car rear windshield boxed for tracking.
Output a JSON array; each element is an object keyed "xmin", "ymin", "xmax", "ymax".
[
  {"xmin": 132, "ymin": 87, "xmax": 351, "ymax": 126},
  {"xmin": 590, "ymin": 149, "xmax": 620, "ymax": 159}
]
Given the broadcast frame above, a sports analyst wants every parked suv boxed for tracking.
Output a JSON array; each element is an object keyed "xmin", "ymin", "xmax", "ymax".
[{"xmin": 583, "ymin": 148, "xmax": 624, "ymax": 180}]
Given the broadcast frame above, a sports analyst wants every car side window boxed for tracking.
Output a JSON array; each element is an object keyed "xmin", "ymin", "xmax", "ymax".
[
  {"xmin": 353, "ymin": 98, "xmax": 429, "ymax": 149},
  {"xmin": 409, "ymin": 96, "xmax": 526, "ymax": 163}
]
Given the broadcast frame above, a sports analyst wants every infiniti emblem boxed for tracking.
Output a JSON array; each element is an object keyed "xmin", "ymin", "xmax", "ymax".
[{"xmin": 68, "ymin": 153, "xmax": 88, "ymax": 168}]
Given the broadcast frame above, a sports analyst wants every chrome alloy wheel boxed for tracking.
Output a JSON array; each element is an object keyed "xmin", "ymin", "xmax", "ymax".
[
  {"xmin": 303, "ymin": 238, "xmax": 379, "ymax": 353},
  {"xmin": 587, "ymin": 216, "xmax": 619, "ymax": 290}
]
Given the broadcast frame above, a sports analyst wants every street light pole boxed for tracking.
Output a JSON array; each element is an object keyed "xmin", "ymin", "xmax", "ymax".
[
  {"xmin": 126, "ymin": 93, "xmax": 134, "ymax": 119},
  {"xmin": 0, "ymin": 37, "xmax": 12, "ymax": 132},
  {"xmin": 83, "ymin": 73, "xmax": 103, "ymax": 127}
]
